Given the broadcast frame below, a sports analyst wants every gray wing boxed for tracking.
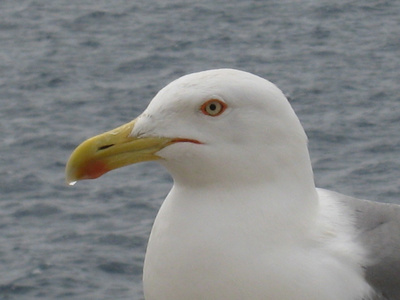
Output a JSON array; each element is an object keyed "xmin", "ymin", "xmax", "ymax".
[{"xmin": 324, "ymin": 189, "xmax": 400, "ymax": 300}]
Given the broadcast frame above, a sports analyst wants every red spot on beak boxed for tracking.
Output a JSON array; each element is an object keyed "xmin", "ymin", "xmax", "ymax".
[{"xmin": 83, "ymin": 160, "xmax": 110, "ymax": 179}]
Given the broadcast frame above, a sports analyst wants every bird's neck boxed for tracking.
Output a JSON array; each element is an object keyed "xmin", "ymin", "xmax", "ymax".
[
  {"xmin": 170, "ymin": 173, "xmax": 319, "ymax": 243},
  {"xmin": 162, "ymin": 140, "xmax": 319, "ymax": 239}
]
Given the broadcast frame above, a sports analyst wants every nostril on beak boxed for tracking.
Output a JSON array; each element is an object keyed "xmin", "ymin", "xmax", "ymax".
[{"xmin": 97, "ymin": 144, "xmax": 114, "ymax": 151}]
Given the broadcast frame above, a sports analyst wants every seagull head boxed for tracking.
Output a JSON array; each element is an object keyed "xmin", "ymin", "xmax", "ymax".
[{"xmin": 66, "ymin": 69, "xmax": 313, "ymax": 188}]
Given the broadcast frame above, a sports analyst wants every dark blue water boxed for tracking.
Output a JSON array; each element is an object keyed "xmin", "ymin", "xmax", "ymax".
[{"xmin": 0, "ymin": 0, "xmax": 399, "ymax": 299}]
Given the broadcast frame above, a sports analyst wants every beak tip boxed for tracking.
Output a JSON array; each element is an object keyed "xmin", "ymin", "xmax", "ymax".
[
  {"xmin": 65, "ymin": 167, "xmax": 79, "ymax": 186},
  {"xmin": 65, "ymin": 159, "xmax": 110, "ymax": 186}
]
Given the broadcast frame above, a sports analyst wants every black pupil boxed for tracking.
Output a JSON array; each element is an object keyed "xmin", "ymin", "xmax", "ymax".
[{"xmin": 209, "ymin": 103, "xmax": 217, "ymax": 111}]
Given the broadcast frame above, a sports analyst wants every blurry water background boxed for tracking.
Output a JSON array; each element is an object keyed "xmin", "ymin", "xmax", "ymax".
[{"xmin": 0, "ymin": 0, "xmax": 399, "ymax": 299}]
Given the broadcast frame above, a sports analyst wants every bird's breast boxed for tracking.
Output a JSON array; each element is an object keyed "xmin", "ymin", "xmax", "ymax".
[{"xmin": 142, "ymin": 187, "xmax": 371, "ymax": 300}]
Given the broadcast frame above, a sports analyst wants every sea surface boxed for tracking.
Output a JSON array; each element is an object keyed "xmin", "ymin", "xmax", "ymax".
[{"xmin": 0, "ymin": 0, "xmax": 399, "ymax": 299}]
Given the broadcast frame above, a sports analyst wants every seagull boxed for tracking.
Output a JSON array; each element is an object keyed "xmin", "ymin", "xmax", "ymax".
[{"xmin": 66, "ymin": 69, "xmax": 400, "ymax": 300}]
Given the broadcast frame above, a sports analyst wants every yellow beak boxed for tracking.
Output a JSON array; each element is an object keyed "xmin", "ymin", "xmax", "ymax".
[{"xmin": 65, "ymin": 119, "xmax": 173, "ymax": 185}]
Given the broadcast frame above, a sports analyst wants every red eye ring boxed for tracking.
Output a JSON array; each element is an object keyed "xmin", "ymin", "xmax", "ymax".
[{"xmin": 200, "ymin": 99, "xmax": 227, "ymax": 117}]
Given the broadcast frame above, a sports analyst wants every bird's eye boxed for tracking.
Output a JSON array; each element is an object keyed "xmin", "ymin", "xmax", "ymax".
[{"xmin": 200, "ymin": 99, "xmax": 227, "ymax": 117}]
